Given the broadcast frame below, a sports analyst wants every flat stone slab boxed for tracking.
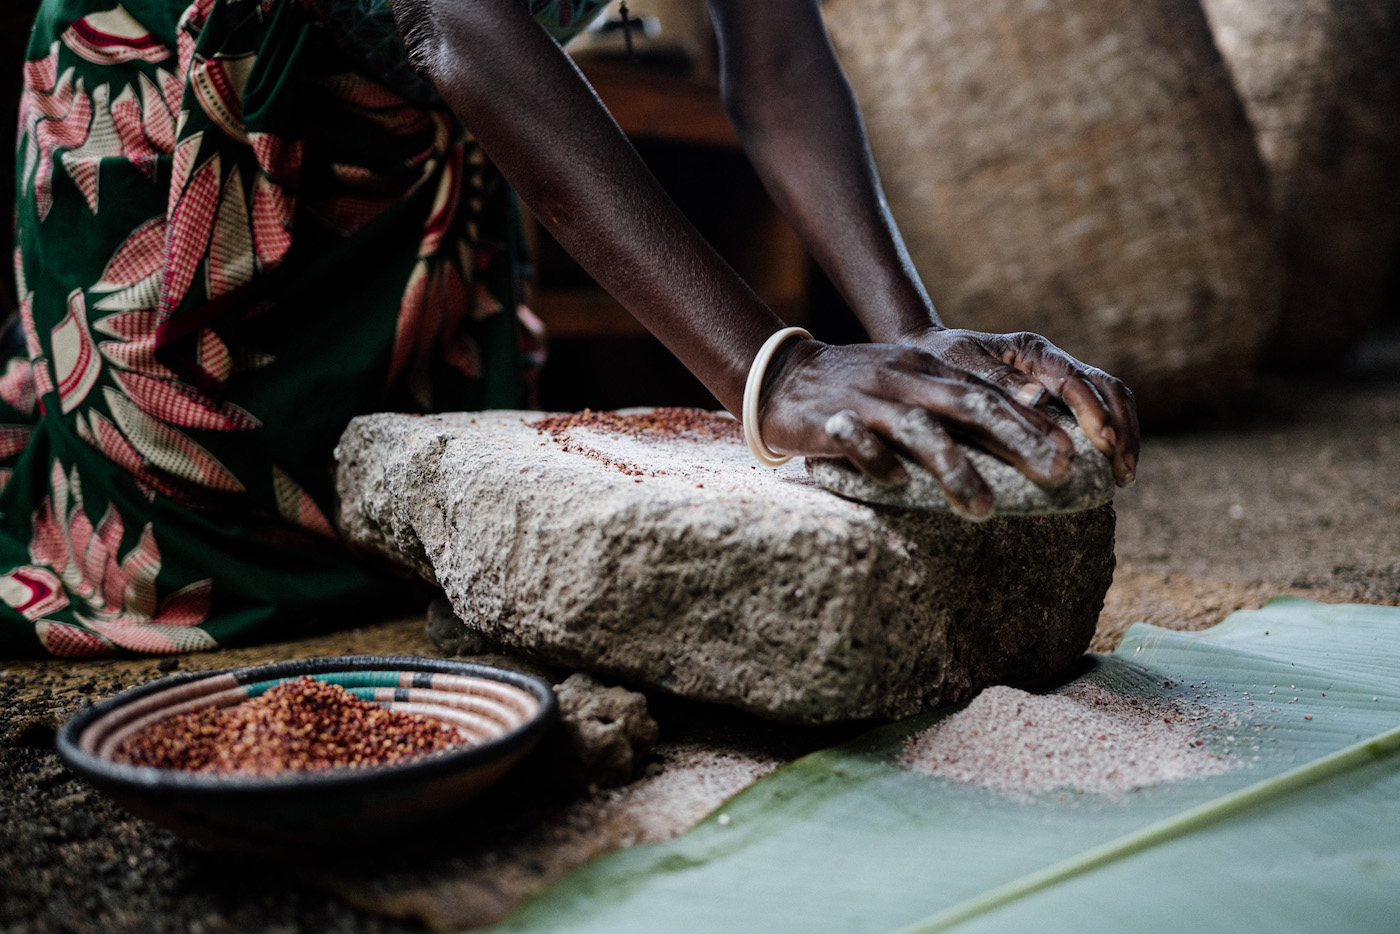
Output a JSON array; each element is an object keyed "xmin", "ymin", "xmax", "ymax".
[
  {"xmin": 334, "ymin": 409, "xmax": 1116, "ymax": 723},
  {"xmin": 807, "ymin": 408, "xmax": 1115, "ymax": 515}
]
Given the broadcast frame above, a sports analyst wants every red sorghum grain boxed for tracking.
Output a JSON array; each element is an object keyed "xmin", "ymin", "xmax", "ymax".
[
  {"xmin": 529, "ymin": 408, "xmax": 741, "ymax": 477},
  {"xmin": 115, "ymin": 677, "xmax": 464, "ymax": 775}
]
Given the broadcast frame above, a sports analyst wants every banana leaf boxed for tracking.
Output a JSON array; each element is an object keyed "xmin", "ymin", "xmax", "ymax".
[{"xmin": 488, "ymin": 599, "xmax": 1400, "ymax": 933}]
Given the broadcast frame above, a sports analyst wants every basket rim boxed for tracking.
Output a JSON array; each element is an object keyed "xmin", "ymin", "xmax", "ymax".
[{"xmin": 55, "ymin": 655, "xmax": 558, "ymax": 796}]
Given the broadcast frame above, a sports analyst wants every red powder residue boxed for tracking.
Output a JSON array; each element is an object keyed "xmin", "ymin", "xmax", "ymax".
[
  {"xmin": 529, "ymin": 408, "xmax": 741, "ymax": 477},
  {"xmin": 114, "ymin": 677, "xmax": 464, "ymax": 775}
]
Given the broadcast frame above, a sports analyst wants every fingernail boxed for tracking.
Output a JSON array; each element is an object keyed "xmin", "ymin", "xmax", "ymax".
[
  {"xmin": 881, "ymin": 465, "xmax": 911, "ymax": 487},
  {"xmin": 971, "ymin": 491, "xmax": 996, "ymax": 518},
  {"xmin": 1046, "ymin": 452, "xmax": 1072, "ymax": 484},
  {"xmin": 1118, "ymin": 451, "xmax": 1138, "ymax": 487},
  {"xmin": 1016, "ymin": 384, "xmax": 1047, "ymax": 408},
  {"xmin": 955, "ymin": 492, "xmax": 995, "ymax": 521}
]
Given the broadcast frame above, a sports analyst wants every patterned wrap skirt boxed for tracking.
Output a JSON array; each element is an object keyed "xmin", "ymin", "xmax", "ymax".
[{"xmin": 3, "ymin": 0, "xmax": 606, "ymax": 657}]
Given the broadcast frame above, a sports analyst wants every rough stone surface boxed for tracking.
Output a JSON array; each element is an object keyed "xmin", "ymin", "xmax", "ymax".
[
  {"xmin": 823, "ymin": 0, "xmax": 1279, "ymax": 421},
  {"xmin": 426, "ymin": 597, "xmax": 660, "ymax": 788},
  {"xmin": 424, "ymin": 598, "xmax": 499, "ymax": 656},
  {"xmin": 552, "ymin": 673, "xmax": 659, "ymax": 789},
  {"xmin": 1202, "ymin": 0, "xmax": 1400, "ymax": 364},
  {"xmin": 808, "ymin": 408, "xmax": 1114, "ymax": 514},
  {"xmin": 333, "ymin": 410, "xmax": 1116, "ymax": 723}
]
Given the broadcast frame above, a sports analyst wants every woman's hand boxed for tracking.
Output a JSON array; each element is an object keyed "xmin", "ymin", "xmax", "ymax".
[
  {"xmin": 898, "ymin": 325, "xmax": 1140, "ymax": 486},
  {"xmin": 757, "ymin": 338, "xmax": 1079, "ymax": 519}
]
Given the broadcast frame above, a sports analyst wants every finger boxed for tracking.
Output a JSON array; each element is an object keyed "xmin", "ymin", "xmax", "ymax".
[
  {"xmin": 995, "ymin": 387, "xmax": 1074, "ymax": 455},
  {"xmin": 908, "ymin": 351, "xmax": 1071, "ymax": 454},
  {"xmin": 824, "ymin": 410, "xmax": 909, "ymax": 487},
  {"xmin": 1083, "ymin": 369, "xmax": 1140, "ymax": 485},
  {"xmin": 1000, "ymin": 338, "xmax": 1122, "ymax": 459},
  {"xmin": 883, "ymin": 408, "xmax": 995, "ymax": 519},
  {"xmin": 953, "ymin": 357, "xmax": 1051, "ymax": 410},
  {"xmin": 895, "ymin": 375, "xmax": 1072, "ymax": 486}
]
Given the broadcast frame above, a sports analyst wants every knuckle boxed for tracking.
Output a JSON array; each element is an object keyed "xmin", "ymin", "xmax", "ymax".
[
  {"xmin": 873, "ymin": 366, "xmax": 905, "ymax": 396},
  {"xmin": 890, "ymin": 347, "xmax": 929, "ymax": 371},
  {"xmin": 951, "ymin": 385, "xmax": 1003, "ymax": 422},
  {"xmin": 899, "ymin": 406, "xmax": 943, "ymax": 436},
  {"xmin": 824, "ymin": 409, "xmax": 861, "ymax": 433},
  {"xmin": 1102, "ymin": 373, "xmax": 1133, "ymax": 399}
]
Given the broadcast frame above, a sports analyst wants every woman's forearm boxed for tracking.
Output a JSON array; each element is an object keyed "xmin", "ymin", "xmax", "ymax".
[
  {"xmin": 394, "ymin": 0, "xmax": 786, "ymax": 414},
  {"xmin": 390, "ymin": 0, "xmax": 1136, "ymax": 495},
  {"xmin": 708, "ymin": 0, "xmax": 940, "ymax": 343}
]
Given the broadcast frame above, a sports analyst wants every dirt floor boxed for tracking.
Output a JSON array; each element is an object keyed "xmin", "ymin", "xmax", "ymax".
[{"xmin": 3, "ymin": 329, "xmax": 1398, "ymax": 934}]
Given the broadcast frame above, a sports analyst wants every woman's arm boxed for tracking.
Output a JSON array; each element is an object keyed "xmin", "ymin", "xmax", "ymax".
[
  {"xmin": 707, "ymin": 0, "xmax": 933, "ymax": 345},
  {"xmin": 394, "ymin": 0, "xmax": 778, "ymax": 414},
  {"xmin": 708, "ymin": 0, "xmax": 1138, "ymax": 484},
  {"xmin": 392, "ymin": 0, "xmax": 1081, "ymax": 516}
]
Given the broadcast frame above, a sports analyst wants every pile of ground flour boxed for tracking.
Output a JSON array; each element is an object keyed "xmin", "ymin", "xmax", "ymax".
[
  {"xmin": 595, "ymin": 745, "xmax": 783, "ymax": 845},
  {"xmin": 903, "ymin": 681, "xmax": 1235, "ymax": 796}
]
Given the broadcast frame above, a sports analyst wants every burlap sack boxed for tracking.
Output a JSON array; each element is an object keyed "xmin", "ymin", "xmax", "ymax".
[
  {"xmin": 823, "ymin": 0, "xmax": 1279, "ymax": 420},
  {"xmin": 1203, "ymin": 0, "xmax": 1400, "ymax": 364}
]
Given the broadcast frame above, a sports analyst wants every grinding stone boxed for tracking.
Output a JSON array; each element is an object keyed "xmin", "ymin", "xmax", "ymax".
[
  {"xmin": 806, "ymin": 409, "xmax": 1115, "ymax": 515},
  {"xmin": 334, "ymin": 409, "xmax": 1116, "ymax": 722}
]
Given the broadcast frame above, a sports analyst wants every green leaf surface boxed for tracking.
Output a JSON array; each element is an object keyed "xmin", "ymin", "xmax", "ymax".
[{"xmin": 488, "ymin": 599, "xmax": 1400, "ymax": 933}]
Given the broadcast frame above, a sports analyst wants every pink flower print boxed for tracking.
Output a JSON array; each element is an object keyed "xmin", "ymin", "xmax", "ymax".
[
  {"xmin": 110, "ymin": 73, "xmax": 176, "ymax": 181},
  {"xmin": 271, "ymin": 466, "xmax": 335, "ymax": 538},
  {"xmin": 61, "ymin": 6, "xmax": 172, "ymax": 67},
  {"xmin": 91, "ymin": 217, "xmax": 166, "ymax": 315},
  {"xmin": 207, "ymin": 169, "xmax": 256, "ymax": 299},
  {"xmin": 101, "ymin": 388, "xmax": 246, "ymax": 493},
  {"xmin": 159, "ymin": 153, "xmax": 222, "ymax": 319},
  {"xmin": 0, "ymin": 427, "xmax": 32, "ymax": 461},
  {"xmin": 250, "ymin": 173, "xmax": 295, "ymax": 272},
  {"xmin": 51, "ymin": 290, "xmax": 103, "ymax": 414},
  {"xmin": 35, "ymin": 620, "xmax": 115, "ymax": 658},
  {"xmin": 109, "ymin": 370, "xmax": 259, "ymax": 432},
  {"xmin": 23, "ymin": 42, "xmax": 60, "ymax": 97},
  {"xmin": 248, "ymin": 132, "xmax": 303, "ymax": 184},
  {"xmin": 82, "ymin": 220, "xmax": 256, "ymax": 501},
  {"xmin": 60, "ymin": 82, "xmax": 124, "ymax": 214},
  {"xmin": 23, "ymin": 68, "xmax": 92, "ymax": 222},
  {"xmin": 190, "ymin": 52, "xmax": 257, "ymax": 142},
  {"xmin": 14, "ymin": 463, "xmax": 219, "ymax": 657},
  {"xmin": 0, "ymin": 566, "xmax": 69, "ymax": 621},
  {"xmin": 0, "ymin": 359, "xmax": 39, "ymax": 417}
]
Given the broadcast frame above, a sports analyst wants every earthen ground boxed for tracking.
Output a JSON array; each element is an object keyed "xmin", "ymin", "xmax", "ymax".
[{"xmin": 3, "ymin": 331, "xmax": 1397, "ymax": 933}]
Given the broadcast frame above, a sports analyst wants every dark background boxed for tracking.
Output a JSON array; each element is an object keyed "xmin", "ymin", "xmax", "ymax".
[
  {"xmin": 2, "ymin": 0, "xmax": 1396, "ymax": 405},
  {"xmin": 3, "ymin": 0, "xmax": 43, "ymax": 324}
]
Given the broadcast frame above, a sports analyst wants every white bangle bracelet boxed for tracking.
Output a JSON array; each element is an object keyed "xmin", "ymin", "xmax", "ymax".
[{"xmin": 742, "ymin": 326, "xmax": 812, "ymax": 467}]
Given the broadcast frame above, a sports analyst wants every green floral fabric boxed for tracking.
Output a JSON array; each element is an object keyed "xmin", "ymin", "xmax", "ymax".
[{"xmin": 2, "ymin": 0, "xmax": 596, "ymax": 656}]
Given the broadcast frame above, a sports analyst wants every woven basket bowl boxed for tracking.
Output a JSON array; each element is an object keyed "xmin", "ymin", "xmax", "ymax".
[{"xmin": 56, "ymin": 656, "xmax": 557, "ymax": 850}]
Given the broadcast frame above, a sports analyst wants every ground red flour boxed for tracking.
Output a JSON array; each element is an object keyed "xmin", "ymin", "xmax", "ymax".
[
  {"xmin": 529, "ymin": 408, "xmax": 741, "ymax": 477},
  {"xmin": 903, "ymin": 681, "xmax": 1235, "ymax": 796},
  {"xmin": 115, "ymin": 677, "xmax": 463, "ymax": 775},
  {"xmin": 530, "ymin": 408, "xmax": 742, "ymax": 444}
]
